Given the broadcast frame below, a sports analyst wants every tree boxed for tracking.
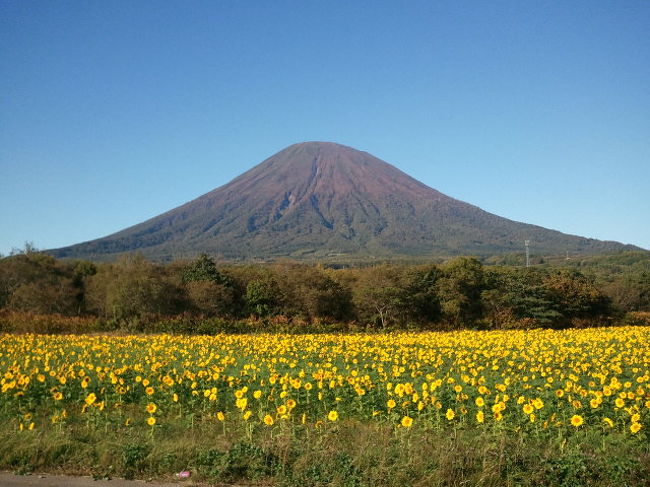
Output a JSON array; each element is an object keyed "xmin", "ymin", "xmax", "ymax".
[
  {"xmin": 182, "ymin": 254, "xmax": 230, "ymax": 285},
  {"xmin": 543, "ymin": 270, "xmax": 612, "ymax": 326},
  {"xmin": 273, "ymin": 264, "xmax": 352, "ymax": 321},
  {"xmin": 0, "ymin": 252, "xmax": 81, "ymax": 314},
  {"xmin": 246, "ymin": 276, "xmax": 280, "ymax": 317},
  {"xmin": 352, "ymin": 265, "xmax": 411, "ymax": 328},
  {"xmin": 8, "ymin": 279, "xmax": 78, "ymax": 314},
  {"xmin": 482, "ymin": 267, "xmax": 560, "ymax": 328},
  {"xmin": 181, "ymin": 254, "xmax": 235, "ymax": 316},
  {"xmin": 601, "ymin": 272, "xmax": 650, "ymax": 312},
  {"xmin": 402, "ymin": 265, "xmax": 442, "ymax": 325},
  {"xmin": 85, "ymin": 254, "xmax": 182, "ymax": 319},
  {"xmin": 436, "ymin": 257, "xmax": 484, "ymax": 328},
  {"xmin": 185, "ymin": 281, "xmax": 235, "ymax": 316}
]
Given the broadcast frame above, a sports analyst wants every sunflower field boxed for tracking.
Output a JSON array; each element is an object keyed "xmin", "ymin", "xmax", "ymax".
[{"xmin": 1, "ymin": 327, "xmax": 649, "ymax": 485}]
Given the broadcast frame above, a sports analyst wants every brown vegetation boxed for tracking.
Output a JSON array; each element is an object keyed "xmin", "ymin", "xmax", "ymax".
[{"xmin": 1, "ymin": 248, "xmax": 648, "ymax": 334}]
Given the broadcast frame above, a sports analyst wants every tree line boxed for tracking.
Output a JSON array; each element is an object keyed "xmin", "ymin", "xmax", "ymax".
[{"xmin": 0, "ymin": 249, "xmax": 648, "ymax": 333}]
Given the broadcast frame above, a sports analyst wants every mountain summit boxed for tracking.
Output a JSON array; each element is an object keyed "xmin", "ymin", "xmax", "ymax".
[{"xmin": 50, "ymin": 142, "xmax": 636, "ymax": 260}]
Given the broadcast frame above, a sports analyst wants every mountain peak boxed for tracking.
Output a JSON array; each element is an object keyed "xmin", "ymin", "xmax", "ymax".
[
  {"xmin": 266, "ymin": 141, "xmax": 376, "ymax": 170},
  {"xmin": 291, "ymin": 140, "xmax": 352, "ymax": 149},
  {"xmin": 49, "ymin": 142, "xmax": 638, "ymax": 261},
  {"xmin": 286, "ymin": 141, "xmax": 360, "ymax": 152}
]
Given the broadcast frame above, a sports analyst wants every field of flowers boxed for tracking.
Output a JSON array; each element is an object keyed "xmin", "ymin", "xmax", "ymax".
[{"xmin": 1, "ymin": 327, "xmax": 648, "ymax": 437}]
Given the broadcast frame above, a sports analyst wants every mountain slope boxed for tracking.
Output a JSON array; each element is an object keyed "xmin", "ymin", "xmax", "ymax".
[{"xmin": 49, "ymin": 142, "xmax": 639, "ymax": 260}]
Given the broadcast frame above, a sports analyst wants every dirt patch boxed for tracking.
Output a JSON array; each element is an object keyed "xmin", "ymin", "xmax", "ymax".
[{"xmin": 0, "ymin": 472, "xmax": 198, "ymax": 487}]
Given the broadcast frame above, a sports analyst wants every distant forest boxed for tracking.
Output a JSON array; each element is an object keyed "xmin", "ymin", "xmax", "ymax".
[{"xmin": 1, "ymin": 247, "xmax": 649, "ymax": 334}]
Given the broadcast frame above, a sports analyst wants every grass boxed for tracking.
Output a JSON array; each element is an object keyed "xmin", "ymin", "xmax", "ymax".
[{"xmin": 2, "ymin": 419, "xmax": 648, "ymax": 486}]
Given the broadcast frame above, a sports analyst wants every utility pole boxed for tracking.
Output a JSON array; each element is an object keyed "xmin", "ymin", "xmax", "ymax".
[{"xmin": 525, "ymin": 240, "xmax": 530, "ymax": 268}]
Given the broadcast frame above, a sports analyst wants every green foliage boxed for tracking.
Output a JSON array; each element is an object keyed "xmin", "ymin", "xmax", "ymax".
[
  {"xmin": 121, "ymin": 443, "xmax": 150, "ymax": 479},
  {"xmin": 405, "ymin": 265, "xmax": 442, "ymax": 323},
  {"xmin": 483, "ymin": 268, "xmax": 561, "ymax": 327},
  {"xmin": 85, "ymin": 254, "xmax": 183, "ymax": 320},
  {"xmin": 274, "ymin": 264, "xmax": 352, "ymax": 321},
  {"xmin": 246, "ymin": 275, "xmax": 281, "ymax": 317},
  {"xmin": 436, "ymin": 257, "xmax": 485, "ymax": 327},
  {"xmin": 182, "ymin": 254, "xmax": 230, "ymax": 285},
  {"xmin": 0, "ymin": 420, "xmax": 646, "ymax": 486},
  {"xmin": 196, "ymin": 442, "xmax": 280, "ymax": 481},
  {"xmin": 289, "ymin": 451, "xmax": 365, "ymax": 487},
  {"xmin": 1, "ymin": 251, "xmax": 647, "ymax": 331},
  {"xmin": 602, "ymin": 271, "xmax": 650, "ymax": 312},
  {"xmin": 543, "ymin": 270, "xmax": 613, "ymax": 326},
  {"xmin": 352, "ymin": 265, "xmax": 412, "ymax": 328},
  {"xmin": 179, "ymin": 254, "xmax": 237, "ymax": 316},
  {"xmin": 0, "ymin": 252, "xmax": 81, "ymax": 314},
  {"xmin": 481, "ymin": 266, "xmax": 615, "ymax": 328},
  {"xmin": 185, "ymin": 280, "xmax": 236, "ymax": 316},
  {"xmin": 73, "ymin": 260, "xmax": 97, "ymax": 280}
]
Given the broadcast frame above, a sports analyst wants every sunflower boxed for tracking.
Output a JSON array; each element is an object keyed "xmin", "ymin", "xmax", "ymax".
[
  {"xmin": 263, "ymin": 414, "xmax": 274, "ymax": 426},
  {"xmin": 145, "ymin": 403, "xmax": 157, "ymax": 414},
  {"xmin": 147, "ymin": 416, "xmax": 156, "ymax": 426},
  {"xmin": 570, "ymin": 415, "xmax": 584, "ymax": 427},
  {"xmin": 401, "ymin": 416, "xmax": 413, "ymax": 428},
  {"xmin": 327, "ymin": 410, "xmax": 339, "ymax": 422}
]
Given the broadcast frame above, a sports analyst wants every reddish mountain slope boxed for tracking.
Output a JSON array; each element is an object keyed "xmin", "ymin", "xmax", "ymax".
[{"xmin": 49, "ymin": 142, "xmax": 637, "ymax": 260}]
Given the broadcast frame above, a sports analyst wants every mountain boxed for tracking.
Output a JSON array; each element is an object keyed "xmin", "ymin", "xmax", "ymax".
[{"xmin": 49, "ymin": 142, "xmax": 639, "ymax": 261}]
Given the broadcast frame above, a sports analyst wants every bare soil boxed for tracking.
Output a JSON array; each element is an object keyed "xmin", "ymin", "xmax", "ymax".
[{"xmin": 0, "ymin": 472, "xmax": 199, "ymax": 487}]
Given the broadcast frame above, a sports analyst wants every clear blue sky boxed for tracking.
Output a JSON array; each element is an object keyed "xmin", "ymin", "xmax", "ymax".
[{"xmin": 1, "ymin": 0, "xmax": 649, "ymax": 255}]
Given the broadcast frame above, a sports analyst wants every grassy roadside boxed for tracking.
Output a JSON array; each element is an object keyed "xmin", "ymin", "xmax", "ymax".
[{"xmin": 2, "ymin": 419, "xmax": 648, "ymax": 487}]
